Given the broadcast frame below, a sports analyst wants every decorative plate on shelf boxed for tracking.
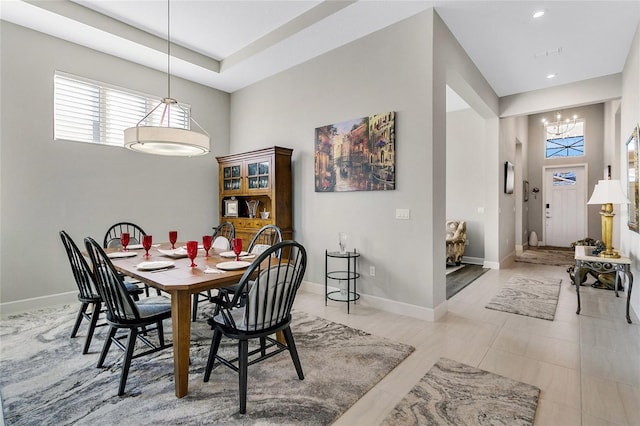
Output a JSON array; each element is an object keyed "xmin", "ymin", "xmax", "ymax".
[
  {"xmin": 215, "ymin": 261, "xmax": 251, "ymax": 271},
  {"xmin": 136, "ymin": 261, "xmax": 175, "ymax": 271}
]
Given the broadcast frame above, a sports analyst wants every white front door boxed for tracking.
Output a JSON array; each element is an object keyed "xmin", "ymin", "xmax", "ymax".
[{"xmin": 543, "ymin": 165, "xmax": 587, "ymax": 247}]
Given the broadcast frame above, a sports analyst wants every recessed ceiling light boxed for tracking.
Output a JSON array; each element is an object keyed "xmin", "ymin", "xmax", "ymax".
[
  {"xmin": 533, "ymin": 10, "xmax": 545, "ymax": 18},
  {"xmin": 546, "ymin": 73, "xmax": 556, "ymax": 79}
]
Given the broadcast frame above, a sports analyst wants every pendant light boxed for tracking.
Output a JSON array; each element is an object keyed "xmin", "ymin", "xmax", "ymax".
[{"xmin": 124, "ymin": 0, "xmax": 210, "ymax": 156}]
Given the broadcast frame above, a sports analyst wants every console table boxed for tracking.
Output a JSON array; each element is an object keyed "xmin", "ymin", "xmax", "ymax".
[
  {"xmin": 325, "ymin": 249, "xmax": 360, "ymax": 314},
  {"xmin": 574, "ymin": 245, "xmax": 634, "ymax": 323}
]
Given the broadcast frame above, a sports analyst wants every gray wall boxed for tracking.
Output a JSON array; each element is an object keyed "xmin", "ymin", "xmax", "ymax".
[
  {"xmin": 446, "ymin": 108, "xmax": 486, "ymax": 260},
  {"xmin": 0, "ymin": 22, "xmax": 230, "ymax": 305},
  {"xmin": 526, "ymin": 104, "xmax": 605, "ymax": 243},
  {"xmin": 229, "ymin": 10, "xmax": 499, "ymax": 315}
]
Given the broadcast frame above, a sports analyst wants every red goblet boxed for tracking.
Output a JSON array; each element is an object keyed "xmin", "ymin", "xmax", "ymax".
[
  {"xmin": 232, "ymin": 238, "xmax": 243, "ymax": 261},
  {"xmin": 142, "ymin": 235, "xmax": 152, "ymax": 258},
  {"xmin": 186, "ymin": 240, "xmax": 198, "ymax": 268},
  {"xmin": 169, "ymin": 231, "xmax": 178, "ymax": 249},
  {"xmin": 202, "ymin": 235, "xmax": 212, "ymax": 258},
  {"xmin": 120, "ymin": 232, "xmax": 130, "ymax": 251}
]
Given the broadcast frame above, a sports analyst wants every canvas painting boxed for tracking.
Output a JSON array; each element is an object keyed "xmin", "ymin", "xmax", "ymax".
[{"xmin": 315, "ymin": 112, "xmax": 395, "ymax": 192}]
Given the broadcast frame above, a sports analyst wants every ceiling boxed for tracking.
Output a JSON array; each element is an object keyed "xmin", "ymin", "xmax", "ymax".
[{"xmin": 1, "ymin": 1, "xmax": 639, "ymax": 98}]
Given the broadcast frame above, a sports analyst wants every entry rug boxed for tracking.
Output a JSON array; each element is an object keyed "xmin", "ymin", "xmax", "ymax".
[
  {"xmin": 485, "ymin": 275, "xmax": 562, "ymax": 321},
  {"xmin": 382, "ymin": 358, "xmax": 540, "ymax": 426},
  {"xmin": 0, "ymin": 303, "xmax": 414, "ymax": 425}
]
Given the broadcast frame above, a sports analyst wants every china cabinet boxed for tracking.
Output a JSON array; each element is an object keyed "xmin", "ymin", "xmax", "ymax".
[{"xmin": 216, "ymin": 147, "xmax": 293, "ymax": 248}]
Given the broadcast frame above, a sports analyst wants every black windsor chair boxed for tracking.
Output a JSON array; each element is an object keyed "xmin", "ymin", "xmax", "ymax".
[
  {"xmin": 191, "ymin": 222, "xmax": 236, "ymax": 321},
  {"xmin": 59, "ymin": 230, "xmax": 142, "ymax": 354},
  {"xmin": 84, "ymin": 237, "xmax": 172, "ymax": 396},
  {"xmin": 203, "ymin": 240, "xmax": 307, "ymax": 414}
]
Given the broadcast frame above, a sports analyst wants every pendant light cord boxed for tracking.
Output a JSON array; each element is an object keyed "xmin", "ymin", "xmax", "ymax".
[{"xmin": 167, "ymin": 0, "xmax": 171, "ymax": 99}]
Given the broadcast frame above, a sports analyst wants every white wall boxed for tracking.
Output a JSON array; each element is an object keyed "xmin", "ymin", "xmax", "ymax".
[
  {"xmin": 0, "ymin": 22, "xmax": 230, "ymax": 308},
  {"xmin": 620, "ymin": 22, "xmax": 640, "ymax": 318},
  {"xmin": 446, "ymin": 108, "xmax": 486, "ymax": 261}
]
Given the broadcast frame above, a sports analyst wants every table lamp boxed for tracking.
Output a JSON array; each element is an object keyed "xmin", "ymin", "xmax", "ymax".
[{"xmin": 587, "ymin": 179, "xmax": 629, "ymax": 258}]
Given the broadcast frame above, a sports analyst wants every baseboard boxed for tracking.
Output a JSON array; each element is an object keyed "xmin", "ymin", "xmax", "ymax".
[
  {"xmin": 483, "ymin": 260, "xmax": 500, "ymax": 269},
  {"xmin": 461, "ymin": 256, "xmax": 484, "ymax": 265},
  {"xmin": 300, "ymin": 280, "xmax": 446, "ymax": 322},
  {"xmin": 0, "ymin": 291, "xmax": 77, "ymax": 319}
]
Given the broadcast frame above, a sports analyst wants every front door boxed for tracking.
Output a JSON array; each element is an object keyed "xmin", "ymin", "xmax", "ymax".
[{"xmin": 543, "ymin": 165, "xmax": 587, "ymax": 247}]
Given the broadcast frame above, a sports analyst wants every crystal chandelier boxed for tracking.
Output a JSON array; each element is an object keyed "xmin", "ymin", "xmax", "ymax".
[{"xmin": 541, "ymin": 112, "xmax": 578, "ymax": 139}]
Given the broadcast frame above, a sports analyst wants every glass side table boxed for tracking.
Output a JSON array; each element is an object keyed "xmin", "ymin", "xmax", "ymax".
[{"xmin": 325, "ymin": 249, "xmax": 360, "ymax": 314}]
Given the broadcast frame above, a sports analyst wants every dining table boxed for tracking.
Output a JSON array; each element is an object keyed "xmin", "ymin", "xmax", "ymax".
[{"xmin": 108, "ymin": 243, "xmax": 256, "ymax": 398}]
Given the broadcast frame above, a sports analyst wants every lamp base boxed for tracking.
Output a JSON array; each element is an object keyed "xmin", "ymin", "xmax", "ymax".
[{"xmin": 599, "ymin": 250, "xmax": 621, "ymax": 259}]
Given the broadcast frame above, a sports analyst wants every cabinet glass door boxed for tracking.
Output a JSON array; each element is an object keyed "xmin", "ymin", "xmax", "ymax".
[
  {"xmin": 246, "ymin": 160, "xmax": 270, "ymax": 190},
  {"xmin": 223, "ymin": 165, "xmax": 242, "ymax": 191}
]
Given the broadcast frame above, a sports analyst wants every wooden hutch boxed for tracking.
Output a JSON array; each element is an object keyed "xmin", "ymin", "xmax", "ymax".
[{"xmin": 216, "ymin": 146, "xmax": 293, "ymax": 248}]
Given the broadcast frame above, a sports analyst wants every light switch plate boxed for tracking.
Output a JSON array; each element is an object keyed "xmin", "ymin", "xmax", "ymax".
[{"xmin": 395, "ymin": 208, "xmax": 410, "ymax": 220}]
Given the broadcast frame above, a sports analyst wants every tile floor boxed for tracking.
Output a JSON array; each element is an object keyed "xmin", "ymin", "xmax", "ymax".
[{"xmin": 294, "ymin": 261, "xmax": 640, "ymax": 425}]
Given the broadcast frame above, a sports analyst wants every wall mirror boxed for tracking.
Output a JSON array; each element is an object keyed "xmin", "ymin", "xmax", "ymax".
[{"xmin": 627, "ymin": 125, "xmax": 639, "ymax": 232}]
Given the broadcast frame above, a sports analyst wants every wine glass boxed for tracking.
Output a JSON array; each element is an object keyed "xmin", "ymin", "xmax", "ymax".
[
  {"xmin": 169, "ymin": 231, "xmax": 178, "ymax": 249},
  {"xmin": 186, "ymin": 240, "xmax": 198, "ymax": 268},
  {"xmin": 202, "ymin": 235, "xmax": 212, "ymax": 258},
  {"xmin": 120, "ymin": 232, "xmax": 130, "ymax": 252},
  {"xmin": 142, "ymin": 235, "xmax": 152, "ymax": 258},
  {"xmin": 232, "ymin": 238, "xmax": 243, "ymax": 261}
]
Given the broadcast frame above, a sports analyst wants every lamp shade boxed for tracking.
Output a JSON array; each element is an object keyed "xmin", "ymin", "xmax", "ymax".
[
  {"xmin": 587, "ymin": 179, "xmax": 629, "ymax": 205},
  {"xmin": 124, "ymin": 126, "xmax": 209, "ymax": 157}
]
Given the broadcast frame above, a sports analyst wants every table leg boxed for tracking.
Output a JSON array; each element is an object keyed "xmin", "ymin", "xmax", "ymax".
[
  {"xmin": 576, "ymin": 266, "xmax": 588, "ymax": 315},
  {"xmin": 171, "ymin": 291, "xmax": 191, "ymax": 398},
  {"xmin": 626, "ymin": 271, "xmax": 634, "ymax": 324}
]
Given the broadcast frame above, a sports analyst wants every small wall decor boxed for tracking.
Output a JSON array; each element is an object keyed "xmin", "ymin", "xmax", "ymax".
[
  {"xmin": 504, "ymin": 161, "xmax": 515, "ymax": 194},
  {"xmin": 626, "ymin": 125, "xmax": 639, "ymax": 232},
  {"xmin": 314, "ymin": 112, "xmax": 395, "ymax": 192}
]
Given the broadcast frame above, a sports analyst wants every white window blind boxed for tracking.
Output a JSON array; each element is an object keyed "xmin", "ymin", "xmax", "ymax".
[{"xmin": 54, "ymin": 72, "xmax": 190, "ymax": 146}]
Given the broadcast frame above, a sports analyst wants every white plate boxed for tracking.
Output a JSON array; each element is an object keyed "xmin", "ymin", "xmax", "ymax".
[
  {"xmin": 107, "ymin": 251, "xmax": 137, "ymax": 259},
  {"xmin": 157, "ymin": 247, "xmax": 188, "ymax": 258},
  {"xmin": 127, "ymin": 244, "xmax": 144, "ymax": 250},
  {"xmin": 215, "ymin": 261, "xmax": 251, "ymax": 271},
  {"xmin": 181, "ymin": 244, "xmax": 204, "ymax": 250},
  {"xmin": 136, "ymin": 261, "xmax": 175, "ymax": 271},
  {"xmin": 220, "ymin": 251, "xmax": 249, "ymax": 258}
]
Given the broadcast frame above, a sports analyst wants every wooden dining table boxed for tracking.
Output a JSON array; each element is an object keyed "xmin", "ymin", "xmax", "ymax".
[{"xmin": 109, "ymin": 244, "xmax": 252, "ymax": 398}]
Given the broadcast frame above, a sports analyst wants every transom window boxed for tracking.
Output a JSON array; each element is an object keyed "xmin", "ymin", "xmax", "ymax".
[
  {"xmin": 545, "ymin": 120, "xmax": 585, "ymax": 159},
  {"xmin": 54, "ymin": 72, "xmax": 190, "ymax": 147}
]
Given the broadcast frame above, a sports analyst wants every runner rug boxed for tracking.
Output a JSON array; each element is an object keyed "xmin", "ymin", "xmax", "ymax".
[
  {"xmin": 485, "ymin": 275, "xmax": 562, "ymax": 321},
  {"xmin": 0, "ymin": 303, "xmax": 414, "ymax": 425},
  {"xmin": 382, "ymin": 358, "xmax": 540, "ymax": 425}
]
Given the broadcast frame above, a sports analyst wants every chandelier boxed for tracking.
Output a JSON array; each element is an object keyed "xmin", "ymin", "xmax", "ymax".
[
  {"xmin": 124, "ymin": 0, "xmax": 210, "ymax": 157},
  {"xmin": 541, "ymin": 112, "xmax": 578, "ymax": 139}
]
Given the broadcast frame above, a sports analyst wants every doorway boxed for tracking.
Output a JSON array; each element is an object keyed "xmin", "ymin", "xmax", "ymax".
[{"xmin": 542, "ymin": 164, "xmax": 588, "ymax": 247}]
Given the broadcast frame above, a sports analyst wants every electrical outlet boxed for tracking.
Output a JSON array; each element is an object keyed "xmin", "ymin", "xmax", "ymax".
[{"xmin": 369, "ymin": 265, "xmax": 376, "ymax": 276}]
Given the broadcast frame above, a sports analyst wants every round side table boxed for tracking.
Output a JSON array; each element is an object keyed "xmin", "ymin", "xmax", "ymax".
[{"xmin": 325, "ymin": 249, "xmax": 360, "ymax": 314}]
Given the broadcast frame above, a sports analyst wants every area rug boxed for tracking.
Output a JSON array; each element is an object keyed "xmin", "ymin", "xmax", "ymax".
[
  {"xmin": 0, "ymin": 303, "xmax": 414, "ymax": 425},
  {"xmin": 446, "ymin": 264, "xmax": 489, "ymax": 299},
  {"xmin": 381, "ymin": 357, "xmax": 539, "ymax": 425},
  {"xmin": 485, "ymin": 275, "xmax": 562, "ymax": 321},
  {"xmin": 515, "ymin": 246, "xmax": 574, "ymax": 267}
]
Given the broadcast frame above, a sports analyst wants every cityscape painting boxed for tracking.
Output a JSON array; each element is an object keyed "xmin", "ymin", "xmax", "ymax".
[{"xmin": 314, "ymin": 111, "xmax": 395, "ymax": 192}]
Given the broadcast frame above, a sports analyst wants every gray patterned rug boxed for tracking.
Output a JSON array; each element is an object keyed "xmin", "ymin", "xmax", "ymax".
[
  {"xmin": 485, "ymin": 275, "xmax": 562, "ymax": 321},
  {"xmin": 0, "ymin": 303, "xmax": 414, "ymax": 425},
  {"xmin": 515, "ymin": 246, "xmax": 574, "ymax": 267},
  {"xmin": 382, "ymin": 358, "xmax": 540, "ymax": 425}
]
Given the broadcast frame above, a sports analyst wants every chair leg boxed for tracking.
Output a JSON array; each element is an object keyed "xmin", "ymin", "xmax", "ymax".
[
  {"xmin": 238, "ymin": 339, "xmax": 249, "ymax": 414},
  {"xmin": 282, "ymin": 326, "xmax": 304, "ymax": 380},
  {"xmin": 97, "ymin": 326, "xmax": 117, "ymax": 368},
  {"xmin": 144, "ymin": 284, "xmax": 150, "ymax": 297},
  {"xmin": 260, "ymin": 337, "xmax": 267, "ymax": 357},
  {"xmin": 204, "ymin": 329, "xmax": 223, "ymax": 382},
  {"xmin": 118, "ymin": 328, "xmax": 138, "ymax": 396},
  {"xmin": 71, "ymin": 302, "xmax": 89, "ymax": 338},
  {"xmin": 156, "ymin": 320, "xmax": 165, "ymax": 347},
  {"xmin": 82, "ymin": 301, "xmax": 101, "ymax": 354},
  {"xmin": 192, "ymin": 293, "xmax": 199, "ymax": 322}
]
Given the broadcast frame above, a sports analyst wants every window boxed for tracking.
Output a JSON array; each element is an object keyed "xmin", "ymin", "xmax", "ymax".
[
  {"xmin": 545, "ymin": 120, "xmax": 584, "ymax": 158},
  {"xmin": 54, "ymin": 72, "xmax": 190, "ymax": 147},
  {"xmin": 552, "ymin": 171, "xmax": 577, "ymax": 186}
]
